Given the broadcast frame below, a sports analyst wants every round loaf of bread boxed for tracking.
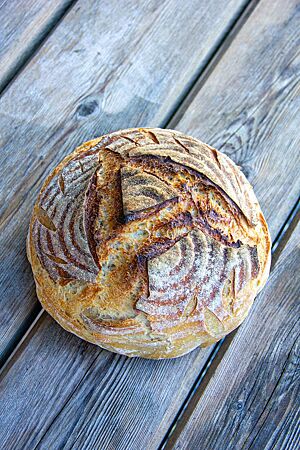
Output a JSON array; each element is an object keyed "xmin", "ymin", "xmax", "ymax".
[{"xmin": 27, "ymin": 128, "xmax": 271, "ymax": 359}]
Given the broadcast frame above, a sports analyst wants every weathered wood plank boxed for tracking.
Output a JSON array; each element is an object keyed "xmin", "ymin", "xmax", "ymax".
[
  {"xmin": 0, "ymin": 0, "xmax": 249, "ymax": 363},
  {"xmin": 0, "ymin": 0, "xmax": 75, "ymax": 92},
  {"xmin": 173, "ymin": 0, "xmax": 300, "ymax": 241},
  {"xmin": 166, "ymin": 213, "xmax": 300, "ymax": 450},
  {"xmin": 0, "ymin": 320, "xmax": 214, "ymax": 450},
  {"xmin": 0, "ymin": 1, "xmax": 299, "ymax": 449}
]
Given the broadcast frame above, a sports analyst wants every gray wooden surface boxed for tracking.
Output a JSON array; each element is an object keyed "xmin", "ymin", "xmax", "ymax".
[
  {"xmin": 167, "ymin": 212, "xmax": 300, "ymax": 450},
  {"xmin": 0, "ymin": 0, "xmax": 299, "ymax": 449},
  {"xmin": 0, "ymin": 0, "xmax": 248, "ymax": 365},
  {"xmin": 174, "ymin": 0, "xmax": 300, "ymax": 241},
  {"xmin": 0, "ymin": 0, "xmax": 74, "ymax": 92}
]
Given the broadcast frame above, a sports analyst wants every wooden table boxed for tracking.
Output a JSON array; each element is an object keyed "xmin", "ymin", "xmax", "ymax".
[{"xmin": 0, "ymin": 0, "xmax": 299, "ymax": 448}]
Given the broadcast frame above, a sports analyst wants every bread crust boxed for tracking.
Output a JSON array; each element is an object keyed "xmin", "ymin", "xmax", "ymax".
[{"xmin": 28, "ymin": 128, "xmax": 271, "ymax": 358}]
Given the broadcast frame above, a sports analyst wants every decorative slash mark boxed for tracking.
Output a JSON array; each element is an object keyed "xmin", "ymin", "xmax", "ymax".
[
  {"xmin": 211, "ymin": 148, "xmax": 222, "ymax": 169},
  {"xmin": 58, "ymin": 174, "xmax": 65, "ymax": 194},
  {"xmin": 122, "ymin": 135, "xmax": 138, "ymax": 145},
  {"xmin": 44, "ymin": 253, "xmax": 68, "ymax": 265},
  {"xmin": 79, "ymin": 160, "xmax": 84, "ymax": 172},
  {"xmin": 35, "ymin": 206, "xmax": 56, "ymax": 231},
  {"xmin": 173, "ymin": 136, "xmax": 191, "ymax": 154},
  {"xmin": 143, "ymin": 129, "xmax": 160, "ymax": 144}
]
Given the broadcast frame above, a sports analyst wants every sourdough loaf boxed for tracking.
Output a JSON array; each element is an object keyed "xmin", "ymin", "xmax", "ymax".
[{"xmin": 27, "ymin": 128, "xmax": 271, "ymax": 358}]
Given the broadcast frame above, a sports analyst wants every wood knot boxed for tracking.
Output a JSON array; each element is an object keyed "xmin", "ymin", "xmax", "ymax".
[
  {"xmin": 76, "ymin": 98, "xmax": 99, "ymax": 117},
  {"xmin": 231, "ymin": 400, "xmax": 244, "ymax": 411}
]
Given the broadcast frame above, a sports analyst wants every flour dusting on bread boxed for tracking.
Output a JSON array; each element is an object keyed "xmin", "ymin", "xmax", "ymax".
[{"xmin": 28, "ymin": 128, "xmax": 271, "ymax": 358}]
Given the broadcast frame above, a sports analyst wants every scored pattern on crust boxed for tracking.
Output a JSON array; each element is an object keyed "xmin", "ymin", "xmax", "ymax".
[{"xmin": 29, "ymin": 128, "xmax": 270, "ymax": 357}]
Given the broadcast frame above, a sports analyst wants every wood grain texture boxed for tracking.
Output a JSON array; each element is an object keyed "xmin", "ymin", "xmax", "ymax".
[
  {"xmin": 0, "ymin": 0, "xmax": 299, "ymax": 449},
  {"xmin": 0, "ymin": 0, "xmax": 249, "ymax": 363},
  {"xmin": 0, "ymin": 0, "xmax": 75, "ymax": 92},
  {"xmin": 0, "ymin": 320, "xmax": 214, "ymax": 449},
  {"xmin": 175, "ymin": 0, "xmax": 300, "ymax": 242},
  {"xmin": 167, "ymin": 216, "xmax": 300, "ymax": 450}
]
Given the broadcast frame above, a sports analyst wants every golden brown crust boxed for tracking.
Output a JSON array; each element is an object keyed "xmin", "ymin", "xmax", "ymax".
[{"xmin": 28, "ymin": 128, "xmax": 271, "ymax": 358}]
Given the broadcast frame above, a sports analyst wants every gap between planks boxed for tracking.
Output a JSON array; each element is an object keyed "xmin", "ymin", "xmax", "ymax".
[
  {"xmin": 0, "ymin": 0, "xmax": 78, "ymax": 96},
  {"xmin": 159, "ymin": 197, "xmax": 300, "ymax": 450},
  {"xmin": 161, "ymin": 0, "xmax": 259, "ymax": 129},
  {"xmin": 0, "ymin": 0, "xmax": 257, "ymax": 370},
  {"xmin": 0, "ymin": 0, "xmax": 298, "ymax": 446}
]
